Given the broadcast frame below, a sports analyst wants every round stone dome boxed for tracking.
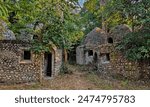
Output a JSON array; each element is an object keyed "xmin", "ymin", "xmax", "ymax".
[
  {"xmin": 110, "ymin": 24, "xmax": 132, "ymax": 42},
  {"xmin": 82, "ymin": 27, "xmax": 106, "ymax": 46}
]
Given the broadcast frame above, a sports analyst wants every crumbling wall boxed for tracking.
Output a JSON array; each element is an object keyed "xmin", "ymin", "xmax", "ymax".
[
  {"xmin": 76, "ymin": 46, "xmax": 85, "ymax": 65},
  {"xmin": 0, "ymin": 40, "xmax": 41, "ymax": 83},
  {"xmin": 98, "ymin": 44, "xmax": 150, "ymax": 80},
  {"xmin": 54, "ymin": 49, "xmax": 62, "ymax": 76}
]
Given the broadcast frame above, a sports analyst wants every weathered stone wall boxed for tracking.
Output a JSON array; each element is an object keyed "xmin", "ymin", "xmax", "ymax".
[
  {"xmin": 98, "ymin": 44, "xmax": 150, "ymax": 80},
  {"xmin": 0, "ymin": 40, "xmax": 62, "ymax": 84},
  {"xmin": 54, "ymin": 49, "xmax": 62, "ymax": 76},
  {"xmin": 85, "ymin": 51, "xmax": 93, "ymax": 64},
  {"xmin": 76, "ymin": 46, "xmax": 85, "ymax": 65},
  {"xmin": 0, "ymin": 40, "xmax": 41, "ymax": 83},
  {"xmin": 76, "ymin": 45, "xmax": 100, "ymax": 65}
]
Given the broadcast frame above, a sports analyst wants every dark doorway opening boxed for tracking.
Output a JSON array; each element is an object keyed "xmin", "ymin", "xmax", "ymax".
[
  {"xmin": 44, "ymin": 53, "xmax": 52, "ymax": 77},
  {"xmin": 94, "ymin": 52, "xmax": 98, "ymax": 63},
  {"xmin": 106, "ymin": 53, "xmax": 110, "ymax": 61}
]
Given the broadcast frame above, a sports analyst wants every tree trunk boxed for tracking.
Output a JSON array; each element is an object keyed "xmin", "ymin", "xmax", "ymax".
[
  {"xmin": 62, "ymin": 49, "xmax": 68, "ymax": 63},
  {"xmin": 139, "ymin": 60, "xmax": 144, "ymax": 79},
  {"xmin": 64, "ymin": 49, "xmax": 68, "ymax": 63},
  {"xmin": 62, "ymin": 48, "xmax": 68, "ymax": 63}
]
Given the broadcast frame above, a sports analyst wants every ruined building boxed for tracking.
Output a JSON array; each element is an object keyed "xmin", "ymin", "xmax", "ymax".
[
  {"xmin": 0, "ymin": 20, "xmax": 62, "ymax": 84},
  {"xmin": 76, "ymin": 0, "xmax": 150, "ymax": 79},
  {"xmin": 76, "ymin": 24, "xmax": 150, "ymax": 79}
]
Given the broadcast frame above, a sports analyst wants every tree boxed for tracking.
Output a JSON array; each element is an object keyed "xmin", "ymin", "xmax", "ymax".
[
  {"xmin": 30, "ymin": 0, "xmax": 83, "ymax": 57},
  {"xmin": 109, "ymin": 0, "xmax": 150, "ymax": 61},
  {"xmin": 0, "ymin": 0, "xmax": 84, "ymax": 66},
  {"xmin": 0, "ymin": 0, "xmax": 9, "ymax": 20},
  {"xmin": 80, "ymin": 0, "xmax": 101, "ymax": 34}
]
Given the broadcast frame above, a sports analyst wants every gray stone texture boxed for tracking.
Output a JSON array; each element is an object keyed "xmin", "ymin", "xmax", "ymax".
[
  {"xmin": 0, "ymin": 20, "xmax": 16, "ymax": 40},
  {"xmin": 0, "ymin": 40, "xmax": 62, "ymax": 84}
]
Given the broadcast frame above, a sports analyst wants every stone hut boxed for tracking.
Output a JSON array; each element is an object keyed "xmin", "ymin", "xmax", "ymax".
[
  {"xmin": 0, "ymin": 21, "xmax": 62, "ymax": 84},
  {"xmin": 76, "ymin": 24, "xmax": 150, "ymax": 79},
  {"xmin": 76, "ymin": 27, "xmax": 106, "ymax": 65},
  {"xmin": 108, "ymin": 24, "xmax": 132, "ymax": 43},
  {"xmin": 102, "ymin": 25, "xmax": 150, "ymax": 79}
]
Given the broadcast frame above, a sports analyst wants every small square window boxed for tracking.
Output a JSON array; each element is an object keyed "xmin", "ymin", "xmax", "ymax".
[
  {"xmin": 101, "ymin": 53, "xmax": 110, "ymax": 64},
  {"xmin": 23, "ymin": 51, "xmax": 31, "ymax": 60},
  {"xmin": 33, "ymin": 35, "xmax": 38, "ymax": 40},
  {"xmin": 19, "ymin": 49, "xmax": 32, "ymax": 64}
]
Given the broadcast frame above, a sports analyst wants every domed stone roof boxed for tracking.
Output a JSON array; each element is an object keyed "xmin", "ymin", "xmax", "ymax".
[
  {"xmin": 81, "ymin": 27, "xmax": 106, "ymax": 46},
  {"xmin": 110, "ymin": 24, "xmax": 132, "ymax": 42}
]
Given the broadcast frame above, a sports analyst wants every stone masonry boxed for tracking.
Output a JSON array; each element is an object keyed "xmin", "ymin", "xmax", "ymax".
[
  {"xmin": 0, "ymin": 40, "xmax": 62, "ymax": 84},
  {"xmin": 76, "ymin": 25, "xmax": 150, "ymax": 80},
  {"xmin": 98, "ymin": 44, "xmax": 150, "ymax": 79}
]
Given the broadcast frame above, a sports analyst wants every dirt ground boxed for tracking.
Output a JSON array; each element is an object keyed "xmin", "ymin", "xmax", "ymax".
[{"xmin": 0, "ymin": 64, "xmax": 150, "ymax": 90}]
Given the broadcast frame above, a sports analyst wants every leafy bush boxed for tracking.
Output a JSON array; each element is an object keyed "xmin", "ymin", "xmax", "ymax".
[
  {"xmin": 60, "ymin": 63, "xmax": 73, "ymax": 74},
  {"xmin": 117, "ymin": 26, "xmax": 150, "ymax": 61}
]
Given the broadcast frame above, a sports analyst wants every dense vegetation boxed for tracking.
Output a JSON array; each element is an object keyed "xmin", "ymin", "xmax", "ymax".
[
  {"xmin": 0, "ymin": 0, "xmax": 150, "ymax": 62},
  {"xmin": 0, "ymin": 0, "xmax": 83, "ymax": 52}
]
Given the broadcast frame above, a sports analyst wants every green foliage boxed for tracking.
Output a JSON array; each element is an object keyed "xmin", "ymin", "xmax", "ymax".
[
  {"xmin": 30, "ymin": 0, "xmax": 84, "ymax": 53},
  {"xmin": 114, "ymin": 0, "xmax": 150, "ymax": 61},
  {"xmin": 8, "ymin": 0, "xmax": 38, "ymax": 34},
  {"xmin": 117, "ymin": 28, "xmax": 150, "ymax": 61},
  {"xmin": 0, "ymin": 0, "xmax": 10, "ymax": 21},
  {"xmin": 80, "ymin": 0, "xmax": 101, "ymax": 34},
  {"xmin": 0, "ymin": 0, "xmax": 84, "ymax": 53},
  {"xmin": 102, "ymin": 0, "xmax": 150, "ymax": 30}
]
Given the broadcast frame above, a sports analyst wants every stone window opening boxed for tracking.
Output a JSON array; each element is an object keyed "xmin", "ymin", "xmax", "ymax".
[
  {"xmin": 101, "ymin": 53, "xmax": 110, "ymax": 64},
  {"xmin": 108, "ymin": 37, "xmax": 113, "ymax": 43},
  {"xmin": 20, "ymin": 49, "xmax": 32, "ymax": 63},
  {"xmin": 23, "ymin": 50, "xmax": 31, "ymax": 60},
  {"xmin": 88, "ymin": 50, "xmax": 93, "ymax": 56},
  {"xmin": 33, "ymin": 35, "xmax": 38, "ymax": 40}
]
